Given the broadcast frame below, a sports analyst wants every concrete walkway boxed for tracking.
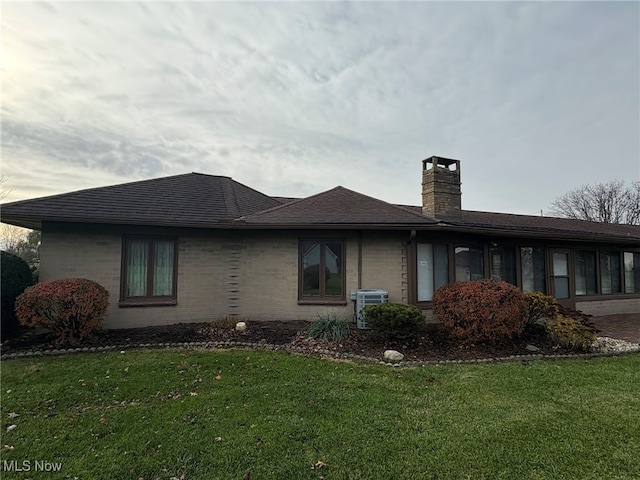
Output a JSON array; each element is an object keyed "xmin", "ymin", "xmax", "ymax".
[{"xmin": 590, "ymin": 313, "xmax": 640, "ymax": 343}]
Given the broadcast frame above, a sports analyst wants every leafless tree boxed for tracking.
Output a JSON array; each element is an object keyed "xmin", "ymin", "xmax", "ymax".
[
  {"xmin": 1, "ymin": 223, "xmax": 29, "ymax": 252},
  {"xmin": 549, "ymin": 180, "xmax": 640, "ymax": 225},
  {"xmin": 0, "ymin": 176, "xmax": 12, "ymax": 201}
]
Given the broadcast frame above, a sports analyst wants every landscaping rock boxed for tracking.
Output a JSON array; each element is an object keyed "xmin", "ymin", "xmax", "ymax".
[
  {"xmin": 525, "ymin": 344, "xmax": 540, "ymax": 352},
  {"xmin": 592, "ymin": 337, "xmax": 640, "ymax": 354},
  {"xmin": 235, "ymin": 322, "xmax": 247, "ymax": 332},
  {"xmin": 383, "ymin": 350, "xmax": 404, "ymax": 362}
]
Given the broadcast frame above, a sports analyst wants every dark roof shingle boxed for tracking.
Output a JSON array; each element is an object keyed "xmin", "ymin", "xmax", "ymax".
[
  {"xmin": 237, "ymin": 186, "xmax": 435, "ymax": 227},
  {"xmin": 1, "ymin": 173, "xmax": 281, "ymax": 229},
  {"xmin": 2, "ymin": 174, "xmax": 639, "ymax": 243}
]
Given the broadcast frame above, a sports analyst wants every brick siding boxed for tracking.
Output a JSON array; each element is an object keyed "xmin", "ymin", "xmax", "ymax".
[
  {"xmin": 40, "ymin": 227, "xmax": 408, "ymax": 328},
  {"xmin": 576, "ymin": 298, "xmax": 640, "ymax": 317}
]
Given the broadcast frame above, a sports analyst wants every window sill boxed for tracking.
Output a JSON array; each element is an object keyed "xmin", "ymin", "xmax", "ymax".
[
  {"xmin": 298, "ymin": 299, "xmax": 347, "ymax": 306},
  {"xmin": 119, "ymin": 299, "xmax": 177, "ymax": 308}
]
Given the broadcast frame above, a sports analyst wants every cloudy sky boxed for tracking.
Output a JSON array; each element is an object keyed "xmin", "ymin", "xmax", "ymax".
[{"xmin": 1, "ymin": 1, "xmax": 638, "ymax": 215}]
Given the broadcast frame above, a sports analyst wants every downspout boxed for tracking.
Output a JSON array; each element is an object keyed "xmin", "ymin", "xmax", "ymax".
[{"xmin": 357, "ymin": 230, "xmax": 363, "ymax": 289}]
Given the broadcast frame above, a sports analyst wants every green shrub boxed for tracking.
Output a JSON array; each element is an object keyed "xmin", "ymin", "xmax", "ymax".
[
  {"xmin": 363, "ymin": 303, "xmax": 425, "ymax": 338},
  {"xmin": 15, "ymin": 278, "xmax": 109, "ymax": 345},
  {"xmin": 432, "ymin": 280, "xmax": 528, "ymax": 343},
  {"xmin": 308, "ymin": 313, "xmax": 351, "ymax": 342},
  {"xmin": 523, "ymin": 292, "xmax": 560, "ymax": 324},
  {"xmin": 1, "ymin": 251, "xmax": 33, "ymax": 338},
  {"xmin": 546, "ymin": 314, "xmax": 597, "ymax": 351}
]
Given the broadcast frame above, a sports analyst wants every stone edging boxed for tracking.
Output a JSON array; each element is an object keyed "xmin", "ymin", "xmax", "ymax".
[{"xmin": 1, "ymin": 340, "xmax": 639, "ymax": 366}]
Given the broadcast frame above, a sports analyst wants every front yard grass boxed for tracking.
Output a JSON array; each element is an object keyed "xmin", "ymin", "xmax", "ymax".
[{"xmin": 1, "ymin": 349, "xmax": 639, "ymax": 479}]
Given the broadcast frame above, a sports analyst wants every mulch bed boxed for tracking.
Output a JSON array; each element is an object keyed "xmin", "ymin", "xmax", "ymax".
[{"xmin": 1, "ymin": 321, "xmax": 577, "ymax": 362}]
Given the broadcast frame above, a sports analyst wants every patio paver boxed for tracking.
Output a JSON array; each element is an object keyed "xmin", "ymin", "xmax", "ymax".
[{"xmin": 590, "ymin": 313, "xmax": 640, "ymax": 343}]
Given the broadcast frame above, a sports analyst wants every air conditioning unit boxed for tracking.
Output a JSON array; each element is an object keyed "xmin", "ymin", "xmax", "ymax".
[{"xmin": 351, "ymin": 289, "xmax": 389, "ymax": 329}]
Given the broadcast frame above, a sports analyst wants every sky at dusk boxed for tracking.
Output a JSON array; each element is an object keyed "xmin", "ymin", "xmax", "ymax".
[{"xmin": 1, "ymin": 1, "xmax": 639, "ymax": 216}]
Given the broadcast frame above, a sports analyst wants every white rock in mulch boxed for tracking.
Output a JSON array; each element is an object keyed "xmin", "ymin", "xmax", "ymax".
[
  {"xmin": 383, "ymin": 350, "xmax": 404, "ymax": 363},
  {"xmin": 591, "ymin": 337, "xmax": 640, "ymax": 354},
  {"xmin": 525, "ymin": 344, "xmax": 540, "ymax": 352},
  {"xmin": 235, "ymin": 322, "xmax": 247, "ymax": 332}
]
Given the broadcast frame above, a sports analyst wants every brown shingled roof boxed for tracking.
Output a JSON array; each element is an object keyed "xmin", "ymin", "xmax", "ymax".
[
  {"xmin": 456, "ymin": 210, "xmax": 640, "ymax": 242},
  {"xmin": 237, "ymin": 186, "xmax": 436, "ymax": 227},
  {"xmin": 397, "ymin": 205, "xmax": 640, "ymax": 242},
  {"xmin": 0, "ymin": 173, "xmax": 281, "ymax": 229},
  {"xmin": 2, "ymin": 174, "xmax": 639, "ymax": 244}
]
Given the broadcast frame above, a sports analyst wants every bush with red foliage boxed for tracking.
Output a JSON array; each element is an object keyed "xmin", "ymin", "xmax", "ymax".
[
  {"xmin": 432, "ymin": 279, "xmax": 528, "ymax": 343},
  {"xmin": 15, "ymin": 278, "xmax": 109, "ymax": 345}
]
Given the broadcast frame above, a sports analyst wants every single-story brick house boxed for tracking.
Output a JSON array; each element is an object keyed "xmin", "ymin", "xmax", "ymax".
[{"xmin": 2, "ymin": 156, "xmax": 639, "ymax": 329}]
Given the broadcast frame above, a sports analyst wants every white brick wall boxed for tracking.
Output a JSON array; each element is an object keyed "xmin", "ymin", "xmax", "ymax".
[
  {"xmin": 40, "ymin": 225, "xmax": 640, "ymax": 329},
  {"xmin": 40, "ymin": 227, "xmax": 409, "ymax": 328}
]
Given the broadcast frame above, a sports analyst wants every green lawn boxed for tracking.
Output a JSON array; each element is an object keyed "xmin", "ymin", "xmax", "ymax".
[{"xmin": 1, "ymin": 350, "xmax": 639, "ymax": 479}]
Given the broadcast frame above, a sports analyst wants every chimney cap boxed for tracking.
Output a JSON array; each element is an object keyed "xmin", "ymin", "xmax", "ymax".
[{"xmin": 422, "ymin": 156, "xmax": 460, "ymax": 170}]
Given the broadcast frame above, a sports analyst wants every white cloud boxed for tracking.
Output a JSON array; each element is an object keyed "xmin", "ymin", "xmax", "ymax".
[{"xmin": 1, "ymin": 1, "xmax": 638, "ymax": 214}]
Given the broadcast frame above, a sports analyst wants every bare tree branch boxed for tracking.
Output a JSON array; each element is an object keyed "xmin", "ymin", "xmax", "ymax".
[
  {"xmin": 0, "ymin": 176, "xmax": 12, "ymax": 201},
  {"xmin": 1, "ymin": 223, "xmax": 29, "ymax": 252},
  {"xmin": 549, "ymin": 180, "xmax": 640, "ymax": 225}
]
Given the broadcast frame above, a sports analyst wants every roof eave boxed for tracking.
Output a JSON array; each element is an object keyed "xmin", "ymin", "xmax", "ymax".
[
  {"xmin": 1, "ymin": 214, "xmax": 241, "ymax": 231},
  {"xmin": 436, "ymin": 223, "xmax": 640, "ymax": 244}
]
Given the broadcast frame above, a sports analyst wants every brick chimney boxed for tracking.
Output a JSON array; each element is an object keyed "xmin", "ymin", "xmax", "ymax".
[{"xmin": 421, "ymin": 156, "xmax": 462, "ymax": 218}]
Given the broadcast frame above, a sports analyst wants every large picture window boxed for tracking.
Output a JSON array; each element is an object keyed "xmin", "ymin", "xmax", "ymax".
[
  {"xmin": 454, "ymin": 246, "xmax": 484, "ymax": 282},
  {"xmin": 490, "ymin": 245, "xmax": 516, "ymax": 285},
  {"xmin": 624, "ymin": 252, "xmax": 640, "ymax": 294},
  {"xmin": 600, "ymin": 250, "xmax": 621, "ymax": 295},
  {"xmin": 299, "ymin": 240, "xmax": 345, "ymax": 302},
  {"xmin": 417, "ymin": 243, "xmax": 449, "ymax": 301},
  {"xmin": 520, "ymin": 247, "xmax": 546, "ymax": 293},
  {"xmin": 575, "ymin": 250, "xmax": 597, "ymax": 296},
  {"xmin": 121, "ymin": 237, "xmax": 177, "ymax": 305}
]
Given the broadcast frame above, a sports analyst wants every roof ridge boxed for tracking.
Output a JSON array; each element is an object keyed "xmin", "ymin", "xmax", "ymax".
[
  {"xmin": 234, "ymin": 189, "xmax": 318, "ymax": 219},
  {"xmin": 220, "ymin": 177, "xmax": 239, "ymax": 217}
]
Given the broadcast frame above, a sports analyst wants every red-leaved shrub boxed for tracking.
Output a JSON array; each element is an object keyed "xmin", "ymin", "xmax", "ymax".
[
  {"xmin": 432, "ymin": 279, "xmax": 527, "ymax": 343},
  {"xmin": 16, "ymin": 278, "xmax": 109, "ymax": 345}
]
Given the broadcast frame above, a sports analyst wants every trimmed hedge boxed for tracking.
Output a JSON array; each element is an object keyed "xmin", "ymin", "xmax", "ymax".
[
  {"xmin": 363, "ymin": 303, "xmax": 425, "ymax": 338},
  {"xmin": 1, "ymin": 251, "xmax": 33, "ymax": 338},
  {"xmin": 432, "ymin": 279, "xmax": 528, "ymax": 342},
  {"xmin": 16, "ymin": 278, "xmax": 109, "ymax": 345}
]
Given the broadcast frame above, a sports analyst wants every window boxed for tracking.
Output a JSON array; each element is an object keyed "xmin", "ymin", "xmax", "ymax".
[
  {"xmin": 551, "ymin": 250, "xmax": 571, "ymax": 299},
  {"xmin": 574, "ymin": 250, "xmax": 597, "ymax": 296},
  {"xmin": 454, "ymin": 246, "xmax": 484, "ymax": 282},
  {"xmin": 490, "ymin": 245, "xmax": 516, "ymax": 285},
  {"xmin": 417, "ymin": 243, "xmax": 449, "ymax": 301},
  {"xmin": 600, "ymin": 251, "xmax": 621, "ymax": 295},
  {"xmin": 520, "ymin": 247, "xmax": 546, "ymax": 293},
  {"xmin": 624, "ymin": 251, "xmax": 640, "ymax": 294},
  {"xmin": 299, "ymin": 240, "xmax": 344, "ymax": 302},
  {"xmin": 121, "ymin": 237, "xmax": 177, "ymax": 305}
]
